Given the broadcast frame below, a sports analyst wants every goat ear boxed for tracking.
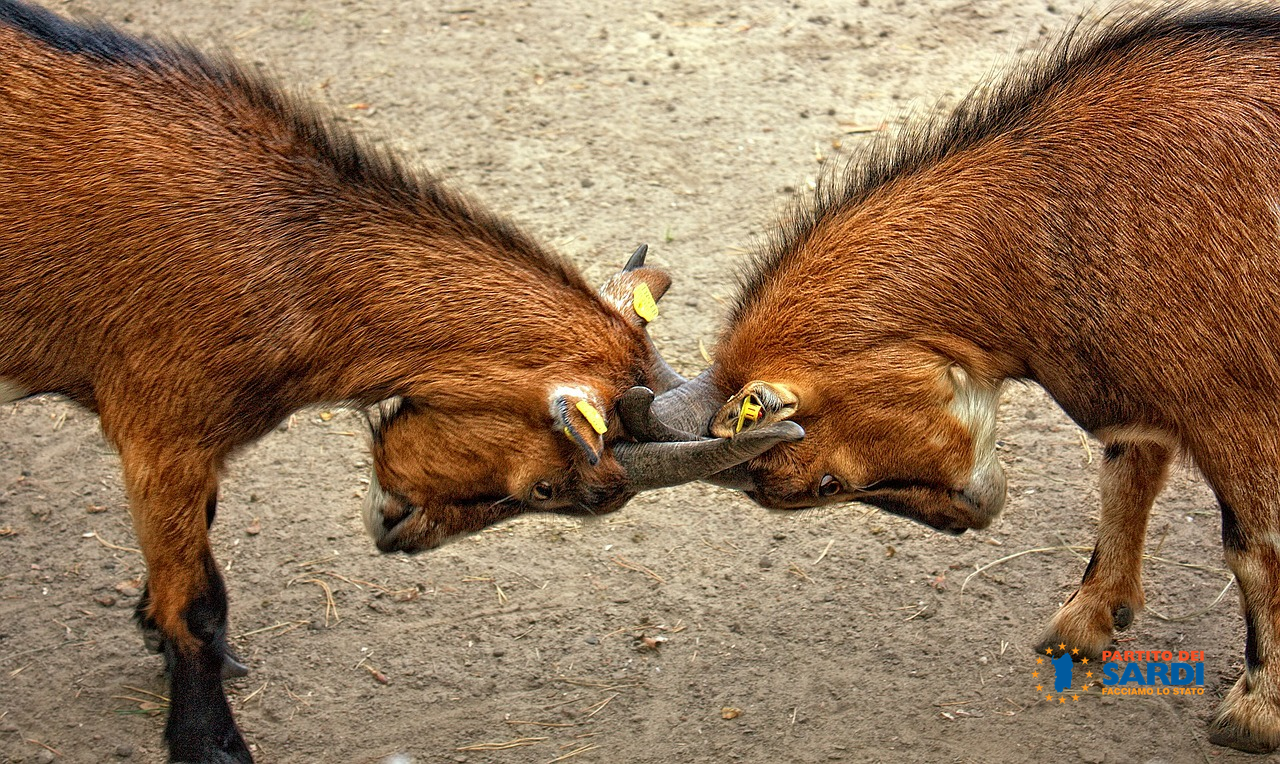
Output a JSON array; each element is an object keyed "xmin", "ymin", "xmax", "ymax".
[
  {"xmin": 598, "ymin": 244, "xmax": 673, "ymax": 327},
  {"xmin": 550, "ymin": 388, "xmax": 609, "ymax": 466},
  {"xmin": 709, "ymin": 381, "xmax": 799, "ymax": 438}
]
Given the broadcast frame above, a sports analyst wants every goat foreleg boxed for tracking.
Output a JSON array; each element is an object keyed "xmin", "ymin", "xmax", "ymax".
[
  {"xmin": 135, "ymin": 491, "xmax": 249, "ymax": 680},
  {"xmin": 121, "ymin": 444, "xmax": 251, "ymax": 764},
  {"xmin": 1034, "ymin": 440, "xmax": 1172, "ymax": 661}
]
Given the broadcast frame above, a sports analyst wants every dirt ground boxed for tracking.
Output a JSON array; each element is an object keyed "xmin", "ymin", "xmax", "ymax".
[{"xmin": 0, "ymin": 1, "xmax": 1259, "ymax": 762}]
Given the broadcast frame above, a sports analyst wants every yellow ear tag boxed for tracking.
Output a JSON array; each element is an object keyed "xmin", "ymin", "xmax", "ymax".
[
  {"xmin": 736, "ymin": 394, "xmax": 764, "ymax": 434},
  {"xmin": 575, "ymin": 400, "xmax": 609, "ymax": 435},
  {"xmin": 632, "ymin": 283, "xmax": 659, "ymax": 323}
]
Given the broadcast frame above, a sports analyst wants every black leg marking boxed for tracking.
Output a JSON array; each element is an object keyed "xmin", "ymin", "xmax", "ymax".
[
  {"xmin": 164, "ymin": 555, "xmax": 252, "ymax": 763},
  {"xmin": 1103, "ymin": 443, "xmax": 1127, "ymax": 462},
  {"xmin": 1080, "ymin": 548, "xmax": 1100, "ymax": 584},
  {"xmin": 204, "ymin": 492, "xmax": 218, "ymax": 529},
  {"xmin": 136, "ymin": 580, "xmax": 247, "ymax": 680},
  {"xmin": 1245, "ymin": 607, "xmax": 1263, "ymax": 673},
  {"xmin": 1221, "ymin": 499, "xmax": 1248, "ymax": 554}
]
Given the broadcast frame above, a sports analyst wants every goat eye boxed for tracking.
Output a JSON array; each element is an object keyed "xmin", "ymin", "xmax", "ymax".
[
  {"xmin": 531, "ymin": 481, "xmax": 554, "ymax": 502},
  {"xmin": 818, "ymin": 475, "xmax": 842, "ymax": 497}
]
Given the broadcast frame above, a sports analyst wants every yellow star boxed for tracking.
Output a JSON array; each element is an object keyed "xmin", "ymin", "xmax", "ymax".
[
  {"xmin": 1072, "ymin": 695, "xmax": 1080, "ymax": 701},
  {"xmin": 1059, "ymin": 696, "xmax": 1066, "ymax": 703},
  {"xmin": 1036, "ymin": 685, "xmax": 1043, "ymax": 691},
  {"xmin": 1085, "ymin": 671, "xmax": 1093, "ymax": 678},
  {"xmin": 1045, "ymin": 695, "xmax": 1052, "ymax": 701},
  {"xmin": 1059, "ymin": 643, "xmax": 1066, "ymax": 650},
  {"xmin": 1045, "ymin": 648, "xmax": 1053, "ymax": 655},
  {"xmin": 1037, "ymin": 658, "xmax": 1044, "ymax": 664},
  {"xmin": 1033, "ymin": 671, "xmax": 1039, "ymax": 678},
  {"xmin": 1071, "ymin": 647, "xmax": 1079, "ymax": 655},
  {"xmin": 1081, "ymin": 685, "xmax": 1089, "ymax": 692},
  {"xmin": 1081, "ymin": 657, "xmax": 1089, "ymax": 664}
]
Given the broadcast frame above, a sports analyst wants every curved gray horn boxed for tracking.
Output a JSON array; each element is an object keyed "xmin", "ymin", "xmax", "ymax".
[
  {"xmin": 624, "ymin": 243, "xmax": 648, "ymax": 272},
  {"xmin": 616, "ymin": 386, "xmax": 691, "ymax": 442},
  {"xmin": 647, "ymin": 367, "xmax": 725, "ymax": 436},
  {"xmin": 615, "ymin": 243, "xmax": 686, "ymax": 393},
  {"xmin": 614, "ymin": 420, "xmax": 805, "ymax": 492},
  {"xmin": 647, "ymin": 347, "xmax": 688, "ymax": 394},
  {"xmin": 701, "ymin": 463, "xmax": 756, "ymax": 492}
]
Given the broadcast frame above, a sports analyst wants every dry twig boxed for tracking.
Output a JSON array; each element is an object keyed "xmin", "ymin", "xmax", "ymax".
[
  {"xmin": 546, "ymin": 744, "xmax": 599, "ymax": 763},
  {"xmin": 1146, "ymin": 576, "xmax": 1235, "ymax": 622},
  {"xmin": 610, "ymin": 555, "xmax": 664, "ymax": 584},
  {"xmin": 289, "ymin": 577, "xmax": 339, "ymax": 625},
  {"xmin": 456, "ymin": 737, "xmax": 547, "ymax": 752},
  {"xmin": 84, "ymin": 530, "xmax": 142, "ymax": 555}
]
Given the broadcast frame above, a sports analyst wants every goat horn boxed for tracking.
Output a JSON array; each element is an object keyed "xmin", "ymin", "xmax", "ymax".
[
  {"xmin": 623, "ymin": 243, "xmax": 648, "ymax": 272},
  {"xmin": 613, "ymin": 382, "xmax": 804, "ymax": 492},
  {"xmin": 699, "ymin": 462, "xmax": 755, "ymax": 491},
  {"xmin": 645, "ymin": 367, "xmax": 724, "ymax": 435},
  {"xmin": 613, "ymin": 242, "xmax": 684, "ymax": 393},
  {"xmin": 646, "ymin": 348, "xmax": 687, "ymax": 394},
  {"xmin": 616, "ymin": 386, "xmax": 693, "ymax": 442},
  {"xmin": 614, "ymin": 420, "xmax": 804, "ymax": 492},
  {"xmin": 619, "ymin": 370, "xmax": 769, "ymax": 491}
]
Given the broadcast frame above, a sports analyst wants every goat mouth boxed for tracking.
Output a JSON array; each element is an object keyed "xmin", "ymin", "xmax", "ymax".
[
  {"xmin": 375, "ymin": 519, "xmax": 449, "ymax": 555},
  {"xmin": 373, "ymin": 513, "xmax": 415, "ymax": 552},
  {"xmin": 849, "ymin": 490, "xmax": 973, "ymax": 535}
]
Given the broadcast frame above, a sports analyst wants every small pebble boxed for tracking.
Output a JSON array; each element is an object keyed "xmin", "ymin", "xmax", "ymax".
[
  {"xmin": 94, "ymin": 594, "xmax": 117, "ymax": 607},
  {"xmin": 114, "ymin": 744, "xmax": 134, "ymax": 758}
]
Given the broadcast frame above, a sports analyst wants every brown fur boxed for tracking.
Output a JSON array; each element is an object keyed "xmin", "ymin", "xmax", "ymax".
[
  {"xmin": 0, "ymin": 2, "xmax": 668, "ymax": 760},
  {"xmin": 712, "ymin": 5, "xmax": 1280, "ymax": 752}
]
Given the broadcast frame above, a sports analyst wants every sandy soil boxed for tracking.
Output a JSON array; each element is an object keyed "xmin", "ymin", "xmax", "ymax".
[{"xmin": 0, "ymin": 1, "xmax": 1254, "ymax": 762}]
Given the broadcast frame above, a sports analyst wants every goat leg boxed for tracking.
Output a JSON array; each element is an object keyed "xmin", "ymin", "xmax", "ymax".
[
  {"xmin": 1033, "ymin": 439, "xmax": 1171, "ymax": 661},
  {"xmin": 1206, "ymin": 475, "xmax": 1280, "ymax": 753},
  {"xmin": 121, "ymin": 445, "xmax": 252, "ymax": 763},
  {"xmin": 137, "ymin": 579, "xmax": 250, "ymax": 680},
  {"xmin": 134, "ymin": 489, "xmax": 249, "ymax": 680}
]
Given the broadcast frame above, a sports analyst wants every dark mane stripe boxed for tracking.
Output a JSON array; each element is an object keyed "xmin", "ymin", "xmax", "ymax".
[
  {"xmin": 0, "ymin": 0, "xmax": 159, "ymax": 62},
  {"xmin": 0, "ymin": 0, "xmax": 579, "ymax": 286},
  {"xmin": 732, "ymin": 3, "xmax": 1280, "ymax": 324}
]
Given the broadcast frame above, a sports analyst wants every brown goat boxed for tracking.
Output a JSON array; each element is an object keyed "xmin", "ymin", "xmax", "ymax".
[
  {"xmin": 0, "ymin": 2, "xmax": 799, "ymax": 761},
  {"xmin": 637, "ymin": 6, "xmax": 1280, "ymax": 754}
]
